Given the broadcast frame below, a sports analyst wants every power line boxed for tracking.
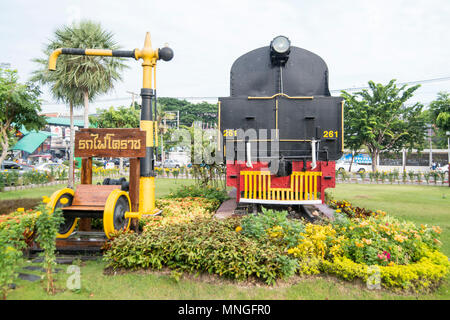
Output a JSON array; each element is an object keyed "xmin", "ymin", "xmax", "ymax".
[
  {"xmin": 330, "ymin": 76, "xmax": 450, "ymax": 93},
  {"xmin": 41, "ymin": 75, "xmax": 450, "ymax": 106}
]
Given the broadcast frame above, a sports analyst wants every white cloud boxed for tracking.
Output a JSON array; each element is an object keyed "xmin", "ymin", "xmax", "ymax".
[{"xmin": 1, "ymin": 0, "xmax": 449, "ymax": 114}]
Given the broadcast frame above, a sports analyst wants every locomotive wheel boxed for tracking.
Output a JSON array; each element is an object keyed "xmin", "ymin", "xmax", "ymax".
[
  {"xmin": 103, "ymin": 189, "xmax": 131, "ymax": 239},
  {"xmin": 47, "ymin": 188, "xmax": 78, "ymax": 239}
]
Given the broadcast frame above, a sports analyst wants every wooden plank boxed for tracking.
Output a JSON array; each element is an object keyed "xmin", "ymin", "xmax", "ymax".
[
  {"xmin": 81, "ymin": 157, "xmax": 92, "ymax": 184},
  {"xmin": 63, "ymin": 205, "xmax": 105, "ymax": 211},
  {"xmin": 75, "ymin": 128, "xmax": 146, "ymax": 158},
  {"xmin": 79, "ymin": 157, "xmax": 93, "ymax": 231},
  {"xmin": 72, "ymin": 185, "xmax": 119, "ymax": 207}
]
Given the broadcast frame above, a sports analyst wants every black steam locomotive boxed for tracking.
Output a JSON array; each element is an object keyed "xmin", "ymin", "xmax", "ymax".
[{"xmin": 219, "ymin": 36, "xmax": 343, "ymax": 205}]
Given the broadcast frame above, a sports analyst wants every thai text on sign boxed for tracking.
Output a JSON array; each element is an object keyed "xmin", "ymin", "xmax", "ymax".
[{"xmin": 75, "ymin": 128, "xmax": 146, "ymax": 158}]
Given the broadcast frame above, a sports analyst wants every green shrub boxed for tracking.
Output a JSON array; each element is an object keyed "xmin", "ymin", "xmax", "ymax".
[
  {"xmin": 392, "ymin": 169, "xmax": 400, "ymax": 183},
  {"xmin": 358, "ymin": 171, "xmax": 366, "ymax": 181},
  {"xmin": 167, "ymin": 184, "xmax": 229, "ymax": 203},
  {"xmin": 423, "ymin": 172, "xmax": 431, "ymax": 184},
  {"xmin": 22, "ymin": 170, "xmax": 50, "ymax": 185},
  {"xmin": 0, "ymin": 171, "xmax": 19, "ymax": 187},
  {"xmin": 240, "ymin": 208, "xmax": 305, "ymax": 248},
  {"xmin": 104, "ymin": 218, "xmax": 298, "ymax": 284},
  {"xmin": 34, "ymin": 204, "xmax": 64, "ymax": 294},
  {"xmin": 0, "ymin": 210, "xmax": 35, "ymax": 299},
  {"xmin": 416, "ymin": 172, "xmax": 422, "ymax": 183},
  {"xmin": 408, "ymin": 170, "xmax": 415, "ymax": 182},
  {"xmin": 321, "ymin": 250, "xmax": 449, "ymax": 292},
  {"xmin": 431, "ymin": 171, "xmax": 439, "ymax": 184},
  {"xmin": 388, "ymin": 172, "xmax": 394, "ymax": 184},
  {"xmin": 331, "ymin": 213, "xmax": 443, "ymax": 266},
  {"xmin": 438, "ymin": 171, "xmax": 446, "ymax": 184}
]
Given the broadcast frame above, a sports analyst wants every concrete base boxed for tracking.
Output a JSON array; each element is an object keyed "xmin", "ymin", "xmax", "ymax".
[{"xmin": 214, "ymin": 188, "xmax": 237, "ymax": 220}]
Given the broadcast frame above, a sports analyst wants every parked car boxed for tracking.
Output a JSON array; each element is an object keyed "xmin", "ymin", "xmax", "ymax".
[
  {"xmin": 0, "ymin": 161, "xmax": 34, "ymax": 176},
  {"xmin": 436, "ymin": 164, "xmax": 449, "ymax": 174},
  {"xmin": 35, "ymin": 162, "xmax": 67, "ymax": 173},
  {"xmin": 336, "ymin": 160, "xmax": 369, "ymax": 173},
  {"xmin": 112, "ymin": 158, "xmax": 130, "ymax": 167},
  {"xmin": 1, "ymin": 160, "xmax": 21, "ymax": 171},
  {"xmin": 104, "ymin": 162, "xmax": 116, "ymax": 170},
  {"xmin": 163, "ymin": 159, "xmax": 182, "ymax": 168}
]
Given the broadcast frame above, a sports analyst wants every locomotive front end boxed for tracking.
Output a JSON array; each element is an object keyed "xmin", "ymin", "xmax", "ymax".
[{"xmin": 219, "ymin": 36, "xmax": 343, "ymax": 205}]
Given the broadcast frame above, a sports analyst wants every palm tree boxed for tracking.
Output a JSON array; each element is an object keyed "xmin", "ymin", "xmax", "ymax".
[{"xmin": 31, "ymin": 20, "xmax": 128, "ymax": 188}]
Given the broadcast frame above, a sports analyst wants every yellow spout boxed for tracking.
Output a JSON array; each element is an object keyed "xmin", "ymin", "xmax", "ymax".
[{"xmin": 48, "ymin": 48, "xmax": 62, "ymax": 71}]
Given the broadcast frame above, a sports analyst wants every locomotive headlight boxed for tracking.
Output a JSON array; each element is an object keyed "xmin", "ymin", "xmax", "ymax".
[
  {"xmin": 271, "ymin": 36, "xmax": 290, "ymax": 54},
  {"xmin": 270, "ymin": 35, "xmax": 291, "ymax": 66}
]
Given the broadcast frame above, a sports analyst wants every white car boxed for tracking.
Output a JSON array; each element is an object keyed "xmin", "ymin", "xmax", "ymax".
[
  {"xmin": 35, "ymin": 162, "xmax": 67, "ymax": 173},
  {"xmin": 336, "ymin": 161, "xmax": 369, "ymax": 173},
  {"xmin": 163, "ymin": 159, "xmax": 182, "ymax": 168},
  {"xmin": 436, "ymin": 164, "xmax": 449, "ymax": 174},
  {"xmin": 104, "ymin": 162, "xmax": 116, "ymax": 170}
]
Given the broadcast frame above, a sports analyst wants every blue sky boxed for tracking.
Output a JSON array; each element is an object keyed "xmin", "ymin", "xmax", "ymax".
[{"xmin": 1, "ymin": 0, "xmax": 449, "ymax": 114}]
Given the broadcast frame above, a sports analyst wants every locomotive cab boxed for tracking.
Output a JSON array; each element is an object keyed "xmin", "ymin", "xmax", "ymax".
[{"xmin": 219, "ymin": 36, "xmax": 343, "ymax": 205}]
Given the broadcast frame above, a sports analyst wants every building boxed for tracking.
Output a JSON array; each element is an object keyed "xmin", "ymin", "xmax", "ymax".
[{"xmin": 11, "ymin": 114, "xmax": 90, "ymax": 163}]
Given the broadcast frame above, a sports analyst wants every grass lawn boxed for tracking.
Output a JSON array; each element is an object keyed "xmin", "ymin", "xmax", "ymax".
[
  {"xmin": 0, "ymin": 178, "xmax": 194, "ymax": 202},
  {"xmin": 5, "ymin": 183, "xmax": 450, "ymax": 300}
]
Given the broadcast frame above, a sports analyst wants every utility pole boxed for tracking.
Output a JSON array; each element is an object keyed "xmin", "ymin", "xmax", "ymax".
[
  {"xmin": 427, "ymin": 125, "xmax": 433, "ymax": 168},
  {"xmin": 126, "ymin": 91, "xmax": 140, "ymax": 108}
]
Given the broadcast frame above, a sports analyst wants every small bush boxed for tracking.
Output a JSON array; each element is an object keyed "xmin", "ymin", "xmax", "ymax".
[
  {"xmin": 140, "ymin": 197, "xmax": 217, "ymax": 231},
  {"xmin": 104, "ymin": 218, "xmax": 298, "ymax": 284},
  {"xmin": 167, "ymin": 184, "xmax": 229, "ymax": 204},
  {"xmin": 240, "ymin": 208, "xmax": 305, "ymax": 248}
]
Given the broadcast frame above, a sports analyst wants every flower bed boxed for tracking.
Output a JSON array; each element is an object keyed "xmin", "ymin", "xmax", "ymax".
[
  {"xmin": 104, "ymin": 197, "xmax": 449, "ymax": 292},
  {"xmin": 139, "ymin": 197, "xmax": 219, "ymax": 231}
]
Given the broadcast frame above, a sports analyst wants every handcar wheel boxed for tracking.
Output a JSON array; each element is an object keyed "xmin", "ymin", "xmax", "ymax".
[
  {"xmin": 47, "ymin": 188, "xmax": 78, "ymax": 239},
  {"xmin": 103, "ymin": 189, "xmax": 131, "ymax": 239}
]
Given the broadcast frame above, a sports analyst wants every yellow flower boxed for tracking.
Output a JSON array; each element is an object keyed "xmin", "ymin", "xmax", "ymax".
[
  {"xmin": 235, "ymin": 226, "xmax": 242, "ymax": 232},
  {"xmin": 355, "ymin": 242, "xmax": 364, "ymax": 248},
  {"xmin": 60, "ymin": 198, "xmax": 69, "ymax": 205},
  {"xmin": 335, "ymin": 209, "xmax": 341, "ymax": 213},
  {"xmin": 17, "ymin": 208, "xmax": 24, "ymax": 212},
  {"xmin": 362, "ymin": 238, "xmax": 372, "ymax": 245},
  {"xmin": 35, "ymin": 211, "xmax": 42, "ymax": 216},
  {"xmin": 388, "ymin": 261, "xmax": 394, "ymax": 266},
  {"xmin": 432, "ymin": 226, "xmax": 442, "ymax": 234},
  {"xmin": 42, "ymin": 196, "xmax": 51, "ymax": 204}
]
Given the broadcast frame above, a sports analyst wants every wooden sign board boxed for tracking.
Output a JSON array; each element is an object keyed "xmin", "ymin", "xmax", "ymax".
[{"xmin": 75, "ymin": 128, "xmax": 146, "ymax": 158}]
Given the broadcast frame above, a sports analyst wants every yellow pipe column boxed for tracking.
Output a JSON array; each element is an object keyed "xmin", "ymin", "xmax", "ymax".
[{"xmin": 135, "ymin": 32, "xmax": 159, "ymax": 215}]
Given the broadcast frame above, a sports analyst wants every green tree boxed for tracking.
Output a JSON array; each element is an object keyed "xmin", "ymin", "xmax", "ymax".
[
  {"xmin": 0, "ymin": 68, "xmax": 46, "ymax": 167},
  {"xmin": 91, "ymin": 104, "xmax": 140, "ymax": 172},
  {"xmin": 92, "ymin": 104, "xmax": 140, "ymax": 129},
  {"xmin": 31, "ymin": 20, "xmax": 128, "ymax": 187},
  {"xmin": 342, "ymin": 80, "xmax": 426, "ymax": 172},
  {"xmin": 343, "ymin": 98, "xmax": 366, "ymax": 172},
  {"xmin": 428, "ymin": 92, "xmax": 450, "ymax": 148},
  {"xmin": 158, "ymin": 97, "xmax": 218, "ymax": 127}
]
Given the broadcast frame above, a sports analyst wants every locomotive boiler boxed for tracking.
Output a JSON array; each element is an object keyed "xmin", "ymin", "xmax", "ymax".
[{"xmin": 219, "ymin": 36, "xmax": 343, "ymax": 206}]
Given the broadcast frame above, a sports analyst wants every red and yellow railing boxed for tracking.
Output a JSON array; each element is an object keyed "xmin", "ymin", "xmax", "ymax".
[{"xmin": 240, "ymin": 171, "xmax": 322, "ymax": 204}]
